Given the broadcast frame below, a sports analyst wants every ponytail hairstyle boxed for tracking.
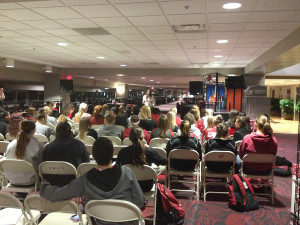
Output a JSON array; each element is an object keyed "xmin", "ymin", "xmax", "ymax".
[
  {"xmin": 158, "ymin": 115, "xmax": 168, "ymax": 138},
  {"xmin": 190, "ymin": 107, "xmax": 200, "ymax": 122},
  {"xmin": 129, "ymin": 127, "xmax": 146, "ymax": 166},
  {"xmin": 7, "ymin": 113, "xmax": 23, "ymax": 137},
  {"xmin": 79, "ymin": 117, "xmax": 91, "ymax": 139},
  {"xmin": 77, "ymin": 103, "xmax": 88, "ymax": 119},
  {"xmin": 206, "ymin": 116, "xmax": 214, "ymax": 129},
  {"xmin": 213, "ymin": 114, "xmax": 223, "ymax": 126},
  {"xmin": 93, "ymin": 105, "xmax": 103, "ymax": 120},
  {"xmin": 15, "ymin": 120, "xmax": 35, "ymax": 159},
  {"xmin": 166, "ymin": 111, "xmax": 176, "ymax": 130},
  {"xmin": 215, "ymin": 123, "xmax": 228, "ymax": 138},
  {"xmin": 256, "ymin": 114, "xmax": 273, "ymax": 135},
  {"xmin": 180, "ymin": 120, "xmax": 191, "ymax": 138}
]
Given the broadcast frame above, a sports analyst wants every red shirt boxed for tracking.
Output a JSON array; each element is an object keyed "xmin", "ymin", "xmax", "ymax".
[
  {"xmin": 203, "ymin": 127, "xmax": 217, "ymax": 141},
  {"xmin": 90, "ymin": 117, "xmax": 104, "ymax": 125},
  {"xmin": 151, "ymin": 114, "xmax": 160, "ymax": 126},
  {"xmin": 123, "ymin": 127, "xmax": 150, "ymax": 144},
  {"xmin": 228, "ymin": 127, "xmax": 236, "ymax": 136},
  {"xmin": 175, "ymin": 117, "xmax": 182, "ymax": 127},
  {"xmin": 196, "ymin": 120, "xmax": 203, "ymax": 133}
]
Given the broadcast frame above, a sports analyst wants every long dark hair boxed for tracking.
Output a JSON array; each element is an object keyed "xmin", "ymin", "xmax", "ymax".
[
  {"xmin": 129, "ymin": 127, "xmax": 146, "ymax": 166},
  {"xmin": 15, "ymin": 120, "xmax": 35, "ymax": 159}
]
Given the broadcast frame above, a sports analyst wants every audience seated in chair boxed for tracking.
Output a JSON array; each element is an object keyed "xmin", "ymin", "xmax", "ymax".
[
  {"xmin": 169, "ymin": 106, "xmax": 181, "ymax": 127},
  {"xmin": 43, "ymin": 106, "xmax": 57, "ymax": 126},
  {"xmin": 139, "ymin": 105, "xmax": 157, "ymax": 132},
  {"xmin": 40, "ymin": 137, "xmax": 145, "ymax": 220},
  {"xmin": 98, "ymin": 111, "xmax": 122, "ymax": 138},
  {"xmin": 79, "ymin": 117, "xmax": 98, "ymax": 140},
  {"xmin": 0, "ymin": 109, "xmax": 9, "ymax": 137},
  {"xmin": 177, "ymin": 112, "xmax": 201, "ymax": 140},
  {"xmin": 74, "ymin": 103, "xmax": 91, "ymax": 123},
  {"xmin": 7, "ymin": 112, "xmax": 22, "ymax": 140},
  {"xmin": 233, "ymin": 116, "xmax": 251, "ymax": 142},
  {"xmin": 150, "ymin": 115, "xmax": 175, "ymax": 139},
  {"xmin": 35, "ymin": 109, "xmax": 52, "ymax": 141},
  {"xmin": 166, "ymin": 111, "xmax": 179, "ymax": 133},
  {"xmin": 90, "ymin": 105, "xmax": 104, "ymax": 125},
  {"xmin": 190, "ymin": 106, "xmax": 203, "ymax": 133},
  {"xmin": 202, "ymin": 108, "xmax": 214, "ymax": 130},
  {"xmin": 123, "ymin": 115, "xmax": 149, "ymax": 144},
  {"xmin": 203, "ymin": 116, "xmax": 216, "ymax": 141}
]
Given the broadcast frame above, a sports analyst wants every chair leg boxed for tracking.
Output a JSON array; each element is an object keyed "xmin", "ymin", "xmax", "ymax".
[{"xmin": 167, "ymin": 172, "xmax": 171, "ymax": 190}]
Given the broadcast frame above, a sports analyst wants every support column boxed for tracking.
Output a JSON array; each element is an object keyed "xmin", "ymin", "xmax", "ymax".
[{"xmin": 44, "ymin": 73, "xmax": 60, "ymax": 102}]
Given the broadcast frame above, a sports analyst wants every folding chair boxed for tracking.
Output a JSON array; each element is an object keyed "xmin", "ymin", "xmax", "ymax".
[
  {"xmin": 126, "ymin": 164, "xmax": 158, "ymax": 225},
  {"xmin": 235, "ymin": 140, "xmax": 242, "ymax": 152},
  {"xmin": 91, "ymin": 124, "xmax": 102, "ymax": 130},
  {"xmin": 77, "ymin": 162, "xmax": 98, "ymax": 176},
  {"xmin": 113, "ymin": 145, "xmax": 127, "ymax": 159},
  {"xmin": 152, "ymin": 147, "xmax": 166, "ymax": 158},
  {"xmin": 240, "ymin": 153, "xmax": 276, "ymax": 205},
  {"xmin": 0, "ymin": 140, "xmax": 10, "ymax": 155},
  {"xmin": 75, "ymin": 135, "xmax": 95, "ymax": 145},
  {"xmin": 45, "ymin": 123, "xmax": 55, "ymax": 130},
  {"xmin": 25, "ymin": 194, "xmax": 86, "ymax": 225},
  {"xmin": 0, "ymin": 159, "xmax": 40, "ymax": 194},
  {"xmin": 34, "ymin": 134, "xmax": 49, "ymax": 143},
  {"xmin": 102, "ymin": 136, "xmax": 122, "ymax": 146},
  {"xmin": 123, "ymin": 137, "xmax": 147, "ymax": 146},
  {"xmin": 0, "ymin": 133, "xmax": 4, "ymax": 141},
  {"xmin": 49, "ymin": 135, "xmax": 55, "ymax": 142},
  {"xmin": 116, "ymin": 125, "xmax": 126, "ymax": 132},
  {"xmin": 85, "ymin": 199, "xmax": 145, "ymax": 225},
  {"xmin": 0, "ymin": 192, "xmax": 40, "ymax": 225},
  {"xmin": 6, "ymin": 133, "xmax": 16, "ymax": 141},
  {"xmin": 72, "ymin": 123, "xmax": 79, "ymax": 130},
  {"xmin": 85, "ymin": 144, "xmax": 93, "ymax": 155},
  {"xmin": 149, "ymin": 138, "xmax": 169, "ymax": 148},
  {"xmin": 168, "ymin": 149, "xmax": 200, "ymax": 201},
  {"xmin": 202, "ymin": 151, "xmax": 236, "ymax": 201},
  {"xmin": 39, "ymin": 161, "xmax": 77, "ymax": 187}
]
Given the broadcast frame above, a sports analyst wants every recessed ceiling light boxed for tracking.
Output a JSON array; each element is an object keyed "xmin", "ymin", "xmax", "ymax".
[
  {"xmin": 292, "ymin": 80, "xmax": 298, "ymax": 82},
  {"xmin": 217, "ymin": 40, "xmax": 228, "ymax": 44},
  {"xmin": 104, "ymin": 79, "xmax": 109, "ymax": 81},
  {"xmin": 57, "ymin": 42, "xmax": 68, "ymax": 46},
  {"xmin": 150, "ymin": 80, "xmax": 154, "ymax": 82},
  {"xmin": 212, "ymin": 63, "xmax": 220, "ymax": 67},
  {"xmin": 156, "ymin": 81, "xmax": 160, "ymax": 83},
  {"xmin": 104, "ymin": 88, "xmax": 109, "ymax": 89},
  {"xmin": 141, "ymin": 77, "xmax": 146, "ymax": 80},
  {"xmin": 279, "ymin": 81, "xmax": 285, "ymax": 84},
  {"xmin": 214, "ymin": 55, "xmax": 223, "ymax": 58},
  {"xmin": 228, "ymin": 74, "xmax": 236, "ymax": 76},
  {"xmin": 117, "ymin": 74, "xmax": 124, "ymax": 77},
  {"xmin": 223, "ymin": 3, "xmax": 242, "ymax": 9},
  {"xmin": 97, "ymin": 56, "xmax": 105, "ymax": 59},
  {"xmin": 89, "ymin": 76, "xmax": 94, "ymax": 79},
  {"xmin": 120, "ymin": 64, "xmax": 126, "ymax": 67}
]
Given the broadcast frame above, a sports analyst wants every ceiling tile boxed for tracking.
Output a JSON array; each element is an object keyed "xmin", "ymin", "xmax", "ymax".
[
  {"xmin": 0, "ymin": 3, "xmax": 23, "ymax": 9},
  {"xmin": 56, "ymin": 19, "xmax": 98, "ymax": 28},
  {"xmin": 72, "ymin": 5, "xmax": 121, "ymax": 17},
  {"xmin": 116, "ymin": 34, "xmax": 148, "ymax": 41},
  {"xmin": 125, "ymin": 40, "xmax": 154, "ymax": 46},
  {"xmin": 249, "ymin": 11, "xmax": 295, "ymax": 22},
  {"xmin": 208, "ymin": 31, "xmax": 241, "ymax": 39},
  {"xmin": 208, "ymin": 12, "xmax": 251, "ymax": 23},
  {"xmin": 22, "ymin": 20, "xmax": 65, "ymax": 29},
  {"xmin": 88, "ymin": 35, "xmax": 119, "ymax": 42},
  {"xmin": 179, "ymin": 39, "xmax": 208, "ymax": 48},
  {"xmin": 32, "ymin": 7, "xmax": 83, "ymax": 19},
  {"xmin": 138, "ymin": 26, "xmax": 173, "ymax": 34},
  {"xmin": 45, "ymin": 29, "xmax": 82, "ymax": 36},
  {"xmin": 34, "ymin": 36, "xmax": 69, "ymax": 43},
  {"xmin": 114, "ymin": 2, "xmax": 162, "ymax": 16},
  {"xmin": 0, "ymin": 21, "xmax": 33, "ymax": 30},
  {"xmin": 18, "ymin": 1, "xmax": 64, "ymax": 8},
  {"xmin": 237, "ymin": 37, "xmax": 283, "ymax": 43},
  {"xmin": 105, "ymin": 27, "xmax": 141, "ymax": 35},
  {"xmin": 209, "ymin": 23, "xmax": 246, "ymax": 32},
  {"xmin": 128, "ymin": 16, "xmax": 168, "ymax": 26},
  {"xmin": 61, "ymin": 35, "xmax": 93, "ymax": 42},
  {"xmin": 160, "ymin": 0, "xmax": 207, "ymax": 14},
  {"xmin": 11, "ymin": 36, "xmax": 40, "ymax": 43},
  {"xmin": 91, "ymin": 17, "xmax": 132, "ymax": 27},
  {"xmin": 16, "ymin": 29, "xmax": 52, "ymax": 37},
  {"xmin": 254, "ymin": 0, "xmax": 300, "ymax": 11},
  {"xmin": 60, "ymin": 0, "xmax": 109, "ymax": 5},
  {"xmin": 110, "ymin": 0, "xmax": 154, "ymax": 3},
  {"xmin": 235, "ymin": 43, "xmax": 264, "ymax": 48},
  {"xmin": 167, "ymin": 14, "xmax": 207, "ymax": 25},
  {"xmin": 146, "ymin": 33, "xmax": 176, "ymax": 40},
  {"xmin": 241, "ymin": 30, "xmax": 293, "ymax": 38},
  {"xmin": 176, "ymin": 33, "xmax": 207, "ymax": 40},
  {"xmin": 245, "ymin": 22, "xmax": 300, "ymax": 31},
  {"xmin": 152, "ymin": 40, "xmax": 179, "ymax": 46},
  {"xmin": 0, "ymin": 9, "xmax": 46, "ymax": 20},
  {"xmin": 0, "ymin": 30, "xmax": 24, "ymax": 38}
]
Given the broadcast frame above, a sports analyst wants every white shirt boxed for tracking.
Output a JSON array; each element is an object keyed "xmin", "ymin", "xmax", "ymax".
[{"xmin": 143, "ymin": 95, "xmax": 155, "ymax": 107}]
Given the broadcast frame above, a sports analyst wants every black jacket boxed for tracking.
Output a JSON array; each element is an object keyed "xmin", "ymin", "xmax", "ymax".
[
  {"xmin": 233, "ymin": 127, "xmax": 251, "ymax": 142},
  {"xmin": 139, "ymin": 119, "xmax": 157, "ymax": 131},
  {"xmin": 0, "ymin": 118, "xmax": 8, "ymax": 137}
]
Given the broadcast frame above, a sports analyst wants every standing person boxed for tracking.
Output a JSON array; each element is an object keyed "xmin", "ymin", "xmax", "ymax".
[
  {"xmin": 117, "ymin": 127, "xmax": 167, "ymax": 192},
  {"xmin": 40, "ymin": 137, "xmax": 145, "ymax": 218},
  {"xmin": 142, "ymin": 89, "xmax": 155, "ymax": 107},
  {"xmin": 239, "ymin": 114, "xmax": 278, "ymax": 174},
  {"xmin": 0, "ymin": 109, "xmax": 10, "ymax": 137},
  {"xmin": 5, "ymin": 120, "xmax": 43, "ymax": 186}
]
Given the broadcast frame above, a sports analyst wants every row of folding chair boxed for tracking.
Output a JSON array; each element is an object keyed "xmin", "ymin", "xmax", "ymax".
[{"xmin": 0, "ymin": 192, "xmax": 145, "ymax": 225}]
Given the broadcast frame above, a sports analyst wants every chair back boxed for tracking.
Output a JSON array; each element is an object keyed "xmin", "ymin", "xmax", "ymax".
[
  {"xmin": 5, "ymin": 133, "xmax": 16, "ymax": 141},
  {"xmin": 85, "ymin": 199, "xmax": 145, "ymax": 225},
  {"xmin": 34, "ymin": 133, "xmax": 49, "ymax": 143},
  {"xmin": 168, "ymin": 149, "xmax": 199, "ymax": 161},
  {"xmin": 91, "ymin": 124, "xmax": 102, "ymax": 130},
  {"xmin": 77, "ymin": 163, "xmax": 98, "ymax": 176},
  {"xmin": 204, "ymin": 151, "xmax": 236, "ymax": 163},
  {"xmin": 85, "ymin": 144, "xmax": 93, "ymax": 155},
  {"xmin": 39, "ymin": 161, "xmax": 77, "ymax": 181},
  {"xmin": 49, "ymin": 135, "xmax": 56, "ymax": 142},
  {"xmin": 0, "ymin": 133, "xmax": 4, "ymax": 141},
  {"xmin": 242, "ymin": 153, "xmax": 275, "ymax": 164},
  {"xmin": 152, "ymin": 147, "xmax": 167, "ymax": 158},
  {"xmin": 123, "ymin": 137, "xmax": 147, "ymax": 146},
  {"xmin": 113, "ymin": 145, "xmax": 126, "ymax": 157},
  {"xmin": 0, "ymin": 141, "xmax": 9, "ymax": 155},
  {"xmin": 75, "ymin": 135, "xmax": 95, "ymax": 145},
  {"xmin": 235, "ymin": 140, "xmax": 242, "ymax": 151},
  {"xmin": 126, "ymin": 164, "xmax": 157, "ymax": 181},
  {"xmin": 102, "ymin": 136, "xmax": 122, "ymax": 146},
  {"xmin": 116, "ymin": 125, "xmax": 126, "ymax": 131},
  {"xmin": 45, "ymin": 123, "xmax": 55, "ymax": 130},
  {"xmin": 149, "ymin": 138, "xmax": 169, "ymax": 148}
]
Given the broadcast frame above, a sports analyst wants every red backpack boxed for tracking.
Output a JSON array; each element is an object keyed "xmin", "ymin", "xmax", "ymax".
[
  {"xmin": 156, "ymin": 183, "xmax": 185, "ymax": 224},
  {"xmin": 228, "ymin": 174, "xmax": 259, "ymax": 211}
]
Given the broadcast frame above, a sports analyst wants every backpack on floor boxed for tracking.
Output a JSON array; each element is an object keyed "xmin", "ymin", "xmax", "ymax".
[
  {"xmin": 156, "ymin": 183, "xmax": 184, "ymax": 225},
  {"xmin": 228, "ymin": 174, "xmax": 259, "ymax": 212}
]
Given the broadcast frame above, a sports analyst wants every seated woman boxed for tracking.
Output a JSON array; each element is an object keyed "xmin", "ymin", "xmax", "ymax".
[
  {"xmin": 117, "ymin": 127, "xmax": 167, "ymax": 192},
  {"xmin": 78, "ymin": 117, "xmax": 98, "ymax": 140},
  {"xmin": 205, "ymin": 123, "xmax": 237, "ymax": 172},
  {"xmin": 166, "ymin": 111, "xmax": 179, "ymax": 133},
  {"xmin": 202, "ymin": 116, "xmax": 216, "ymax": 141},
  {"xmin": 239, "ymin": 114, "xmax": 277, "ymax": 175},
  {"xmin": 6, "ymin": 120, "xmax": 44, "ymax": 186},
  {"xmin": 7, "ymin": 112, "xmax": 23, "ymax": 139},
  {"xmin": 150, "ymin": 115, "xmax": 175, "ymax": 140},
  {"xmin": 190, "ymin": 106, "xmax": 203, "ymax": 133},
  {"xmin": 61, "ymin": 103, "xmax": 74, "ymax": 120},
  {"xmin": 166, "ymin": 120, "xmax": 202, "ymax": 171},
  {"xmin": 123, "ymin": 115, "xmax": 149, "ymax": 144},
  {"xmin": 139, "ymin": 105, "xmax": 157, "ymax": 132},
  {"xmin": 90, "ymin": 105, "xmax": 104, "ymax": 125},
  {"xmin": 233, "ymin": 116, "xmax": 251, "ymax": 142},
  {"xmin": 74, "ymin": 103, "xmax": 91, "ymax": 123},
  {"xmin": 24, "ymin": 107, "xmax": 37, "ymax": 122},
  {"xmin": 98, "ymin": 111, "xmax": 122, "ymax": 138}
]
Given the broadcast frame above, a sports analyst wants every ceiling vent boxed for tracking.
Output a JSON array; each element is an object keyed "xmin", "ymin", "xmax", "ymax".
[
  {"xmin": 172, "ymin": 24, "xmax": 206, "ymax": 33},
  {"xmin": 73, "ymin": 28, "xmax": 111, "ymax": 36}
]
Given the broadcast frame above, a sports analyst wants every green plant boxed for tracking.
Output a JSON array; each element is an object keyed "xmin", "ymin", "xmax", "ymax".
[
  {"xmin": 279, "ymin": 99, "xmax": 294, "ymax": 116},
  {"xmin": 296, "ymin": 100, "xmax": 300, "ymax": 112}
]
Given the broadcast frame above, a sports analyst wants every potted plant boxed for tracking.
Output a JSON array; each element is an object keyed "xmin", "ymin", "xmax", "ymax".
[{"xmin": 279, "ymin": 99, "xmax": 294, "ymax": 120}]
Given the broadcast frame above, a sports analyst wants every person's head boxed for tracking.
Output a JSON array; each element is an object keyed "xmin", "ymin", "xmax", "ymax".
[
  {"xmin": 235, "ymin": 116, "xmax": 247, "ymax": 129},
  {"xmin": 79, "ymin": 102, "xmax": 88, "ymax": 114},
  {"xmin": 229, "ymin": 109, "xmax": 239, "ymax": 120},
  {"xmin": 49, "ymin": 101, "xmax": 57, "ymax": 110},
  {"xmin": 0, "ymin": 110, "xmax": 10, "ymax": 121},
  {"xmin": 129, "ymin": 127, "xmax": 146, "ymax": 166},
  {"xmin": 184, "ymin": 112, "xmax": 196, "ymax": 125},
  {"xmin": 55, "ymin": 122, "xmax": 73, "ymax": 139},
  {"xmin": 43, "ymin": 106, "xmax": 52, "ymax": 116},
  {"xmin": 213, "ymin": 114, "xmax": 223, "ymax": 126},
  {"xmin": 132, "ymin": 105, "xmax": 140, "ymax": 115},
  {"xmin": 151, "ymin": 107, "xmax": 160, "ymax": 115},
  {"xmin": 190, "ymin": 108, "xmax": 200, "ymax": 122},
  {"xmin": 255, "ymin": 114, "xmax": 273, "ymax": 135},
  {"xmin": 79, "ymin": 117, "xmax": 91, "ymax": 139},
  {"xmin": 205, "ymin": 109, "xmax": 214, "ymax": 117},
  {"xmin": 170, "ymin": 107, "xmax": 177, "ymax": 115},
  {"xmin": 102, "ymin": 104, "xmax": 108, "ymax": 112},
  {"xmin": 206, "ymin": 116, "xmax": 214, "ymax": 128},
  {"xmin": 26, "ymin": 107, "xmax": 36, "ymax": 118},
  {"xmin": 180, "ymin": 120, "xmax": 191, "ymax": 138},
  {"xmin": 215, "ymin": 123, "xmax": 228, "ymax": 139},
  {"xmin": 105, "ymin": 111, "xmax": 116, "ymax": 125},
  {"xmin": 166, "ymin": 111, "xmax": 176, "ymax": 130},
  {"xmin": 15, "ymin": 120, "xmax": 36, "ymax": 159},
  {"xmin": 57, "ymin": 114, "xmax": 67, "ymax": 124},
  {"xmin": 140, "ymin": 105, "xmax": 151, "ymax": 119},
  {"xmin": 93, "ymin": 105, "xmax": 103, "ymax": 120},
  {"xmin": 7, "ymin": 113, "xmax": 23, "ymax": 137},
  {"xmin": 61, "ymin": 104, "xmax": 74, "ymax": 116},
  {"xmin": 37, "ymin": 108, "xmax": 47, "ymax": 124},
  {"xmin": 130, "ymin": 115, "xmax": 140, "ymax": 127},
  {"xmin": 92, "ymin": 137, "xmax": 113, "ymax": 166},
  {"xmin": 158, "ymin": 115, "xmax": 169, "ymax": 138}
]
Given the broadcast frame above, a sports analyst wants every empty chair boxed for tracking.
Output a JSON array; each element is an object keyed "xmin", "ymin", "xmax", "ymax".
[
  {"xmin": 0, "ymin": 133, "xmax": 4, "ymax": 141},
  {"xmin": 39, "ymin": 161, "xmax": 77, "ymax": 187},
  {"xmin": 102, "ymin": 136, "xmax": 122, "ymax": 146},
  {"xmin": 168, "ymin": 149, "xmax": 200, "ymax": 201},
  {"xmin": 0, "ymin": 141, "xmax": 9, "ymax": 155},
  {"xmin": 34, "ymin": 133, "xmax": 49, "ymax": 143},
  {"xmin": 0, "ymin": 192, "xmax": 40, "ymax": 225},
  {"xmin": 25, "ymin": 194, "xmax": 86, "ymax": 225},
  {"xmin": 5, "ymin": 133, "xmax": 16, "ymax": 141},
  {"xmin": 85, "ymin": 199, "xmax": 145, "ymax": 225},
  {"xmin": 77, "ymin": 162, "xmax": 98, "ymax": 176},
  {"xmin": 149, "ymin": 138, "xmax": 169, "ymax": 148},
  {"xmin": 0, "ymin": 159, "xmax": 40, "ymax": 193},
  {"xmin": 75, "ymin": 135, "xmax": 95, "ymax": 145},
  {"xmin": 240, "ymin": 153, "xmax": 276, "ymax": 205},
  {"xmin": 202, "ymin": 151, "xmax": 236, "ymax": 201}
]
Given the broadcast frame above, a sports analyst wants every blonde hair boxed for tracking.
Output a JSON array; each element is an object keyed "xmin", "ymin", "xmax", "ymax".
[
  {"xmin": 57, "ymin": 115, "xmax": 67, "ymax": 124},
  {"xmin": 140, "ymin": 105, "xmax": 151, "ymax": 119},
  {"xmin": 190, "ymin": 108, "xmax": 200, "ymax": 121},
  {"xmin": 170, "ymin": 107, "xmax": 177, "ymax": 114},
  {"xmin": 43, "ymin": 106, "xmax": 52, "ymax": 116},
  {"xmin": 167, "ymin": 111, "xmax": 176, "ymax": 130},
  {"xmin": 205, "ymin": 109, "xmax": 214, "ymax": 116},
  {"xmin": 105, "ymin": 111, "xmax": 116, "ymax": 124},
  {"xmin": 180, "ymin": 120, "xmax": 191, "ymax": 137},
  {"xmin": 256, "ymin": 114, "xmax": 272, "ymax": 135},
  {"xmin": 213, "ymin": 115, "xmax": 223, "ymax": 126},
  {"xmin": 79, "ymin": 117, "xmax": 91, "ymax": 139},
  {"xmin": 158, "ymin": 115, "xmax": 169, "ymax": 138},
  {"xmin": 206, "ymin": 116, "xmax": 214, "ymax": 128},
  {"xmin": 75, "ymin": 103, "xmax": 88, "ymax": 123}
]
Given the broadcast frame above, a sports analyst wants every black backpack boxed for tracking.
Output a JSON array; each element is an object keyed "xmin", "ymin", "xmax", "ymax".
[{"xmin": 228, "ymin": 174, "xmax": 259, "ymax": 211}]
